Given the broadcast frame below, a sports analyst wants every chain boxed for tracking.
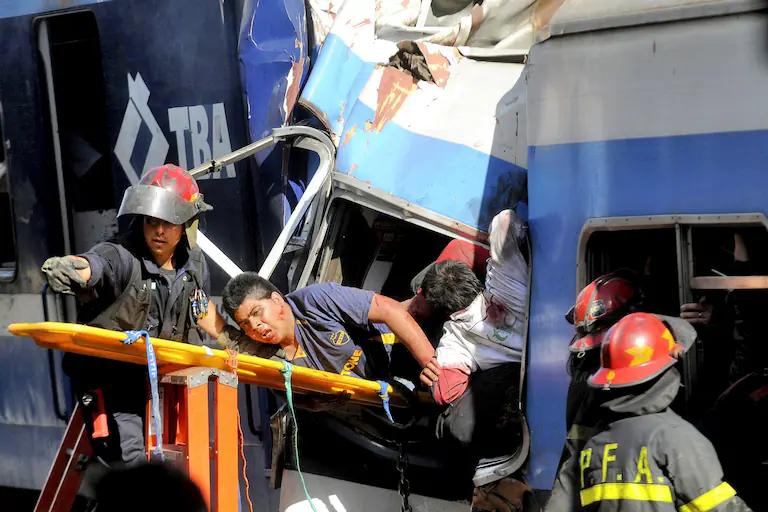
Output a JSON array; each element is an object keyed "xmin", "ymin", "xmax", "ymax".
[{"xmin": 396, "ymin": 442, "xmax": 413, "ymax": 512}]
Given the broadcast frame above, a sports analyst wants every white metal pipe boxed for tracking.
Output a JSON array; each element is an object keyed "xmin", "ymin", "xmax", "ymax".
[{"xmin": 197, "ymin": 230, "xmax": 243, "ymax": 278}]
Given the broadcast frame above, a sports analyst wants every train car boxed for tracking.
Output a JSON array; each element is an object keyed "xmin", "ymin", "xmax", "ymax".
[
  {"xmin": 0, "ymin": 0, "xmax": 269, "ymax": 503},
  {"xmin": 524, "ymin": 1, "xmax": 768, "ymax": 505}
]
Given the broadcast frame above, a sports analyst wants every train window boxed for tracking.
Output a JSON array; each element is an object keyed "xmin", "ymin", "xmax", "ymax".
[
  {"xmin": 580, "ymin": 215, "xmax": 768, "ymax": 419},
  {"xmin": 0, "ymin": 103, "xmax": 17, "ymax": 281},
  {"xmin": 582, "ymin": 227, "xmax": 680, "ymax": 316}
]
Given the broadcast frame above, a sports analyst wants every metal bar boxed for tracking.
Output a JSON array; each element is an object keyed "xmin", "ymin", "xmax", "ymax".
[
  {"xmin": 214, "ymin": 375, "xmax": 238, "ymax": 512},
  {"xmin": 184, "ymin": 384, "xmax": 211, "ymax": 509},
  {"xmin": 188, "ymin": 136, "xmax": 276, "ymax": 178},
  {"xmin": 690, "ymin": 275, "xmax": 768, "ymax": 290},
  {"xmin": 258, "ymin": 134, "xmax": 334, "ymax": 280}
]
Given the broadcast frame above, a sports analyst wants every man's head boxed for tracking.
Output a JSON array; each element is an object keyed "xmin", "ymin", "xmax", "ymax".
[
  {"xmin": 142, "ymin": 216, "xmax": 184, "ymax": 262},
  {"xmin": 222, "ymin": 272, "xmax": 294, "ymax": 345},
  {"xmin": 410, "ymin": 260, "xmax": 482, "ymax": 321},
  {"xmin": 119, "ymin": 164, "xmax": 212, "ymax": 259}
]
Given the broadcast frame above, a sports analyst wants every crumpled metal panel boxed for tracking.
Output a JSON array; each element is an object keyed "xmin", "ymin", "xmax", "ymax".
[
  {"xmin": 300, "ymin": 0, "xmax": 528, "ymax": 232},
  {"xmin": 546, "ymin": 0, "xmax": 766, "ymax": 40},
  {"xmin": 238, "ymin": 0, "xmax": 308, "ymax": 161}
]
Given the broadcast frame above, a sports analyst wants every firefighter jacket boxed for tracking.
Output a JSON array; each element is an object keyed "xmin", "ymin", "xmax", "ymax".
[{"xmin": 545, "ymin": 368, "xmax": 752, "ymax": 512}]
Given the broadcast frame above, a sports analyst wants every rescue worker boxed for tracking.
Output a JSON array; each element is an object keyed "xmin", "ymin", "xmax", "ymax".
[
  {"xmin": 545, "ymin": 312, "xmax": 752, "ymax": 511},
  {"xmin": 221, "ymin": 272, "xmax": 437, "ymax": 383},
  {"xmin": 41, "ymin": 164, "xmax": 234, "ymax": 466},
  {"xmin": 563, "ymin": 272, "xmax": 641, "ymax": 455}
]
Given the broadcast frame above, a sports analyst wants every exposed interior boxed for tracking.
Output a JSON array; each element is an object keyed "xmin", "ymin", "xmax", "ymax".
[
  {"xmin": 286, "ymin": 198, "xmax": 492, "ymax": 499},
  {"xmin": 582, "ymin": 220, "xmax": 768, "ymax": 421}
]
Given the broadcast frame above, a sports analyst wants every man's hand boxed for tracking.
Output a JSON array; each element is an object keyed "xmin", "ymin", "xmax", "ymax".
[
  {"xmin": 419, "ymin": 356, "xmax": 442, "ymax": 387},
  {"xmin": 680, "ymin": 297, "xmax": 713, "ymax": 326},
  {"xmin": 41, "ymin": 256, "xmax": 89, "ymax": 295}
]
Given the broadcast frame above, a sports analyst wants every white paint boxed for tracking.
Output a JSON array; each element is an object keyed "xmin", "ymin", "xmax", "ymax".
[
  {"xmin": 189, "ymin": 105, "xmax": 211, "ymax": 167},
  {"xmin": 114, "ymin": 73, "xmax": 170, "ymax": 182},
  {"xmin": 211, "ymin": 103, "xmax": 236, "ymax": 178},
  {"xmin": 168, "ymin": 106, "xmax": 190, "ymax": 169},
  {"xmin": 197, "ymin": 230, "xmax": 243, "ymax": 278},
  {"xmin": 279, "ymin": 470, "xmax": 468, "ymax": 512},
  {"xmin": 169, "ymin": 103, "xmax": 235, "ymax": 179},
  {"xmin": 527, "ymin": 13, "xmax": 768, "ymax": 146}
]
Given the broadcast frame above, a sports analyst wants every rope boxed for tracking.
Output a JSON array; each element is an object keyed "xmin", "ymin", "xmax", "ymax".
[
  {"xmin": 376, "ymin": 380, "xmax": 395, "ymax": 423},
  {"xmin": 237, "ymin": 409, "xmax": 255, "ymax": 512},
  {"xmin": 280, "ymin": 362, "xmax": 319, "ymax": 512},
  {"xmin": 122, "ymin": 330, "xmax": 164, "ymax": 461}
]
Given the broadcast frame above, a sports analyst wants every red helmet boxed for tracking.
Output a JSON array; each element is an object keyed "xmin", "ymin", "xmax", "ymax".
[
  {"xmin": 118, "ymin": 164, "xmax": 212, "ymax": 225},
  {"xmin": 567, "ymin": 273, "xmax": 638, "ymax": 353},
  {"xmin": 589, "ymin": 313, "xmax": 682, "ymax": 389}
]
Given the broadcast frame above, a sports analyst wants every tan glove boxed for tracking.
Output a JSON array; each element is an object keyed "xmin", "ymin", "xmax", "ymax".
[{"xmin": 41, "ymin": 256, "xmax": 88, "ymax": 295}]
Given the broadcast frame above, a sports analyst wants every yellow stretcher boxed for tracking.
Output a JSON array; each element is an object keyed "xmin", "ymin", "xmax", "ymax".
[{"xmin": 8, "ymin": 322, "xmax": 410, "ymax": 407}]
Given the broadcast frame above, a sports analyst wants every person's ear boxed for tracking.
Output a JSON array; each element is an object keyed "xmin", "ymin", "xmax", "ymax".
[{"xmin": 270, "ymin": 291, "xmax": 283, "ymax": 304}]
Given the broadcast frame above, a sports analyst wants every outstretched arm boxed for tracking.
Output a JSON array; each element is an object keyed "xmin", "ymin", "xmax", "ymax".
[{"xmin": 367, "ymin": 293, "xmax": 440, "ymax": 386}]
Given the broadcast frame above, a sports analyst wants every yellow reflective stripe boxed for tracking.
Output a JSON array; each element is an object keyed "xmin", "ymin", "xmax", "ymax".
[
  {"xmin": 580, "ymin": 483, "xmax": 673, "ymax": 506},
  {"xmin": 679, "ymin": 482, "xmax": 737, "ymax": 512},
  {"xmin": 378, "ymin": 333, "xmax": 397, "ymax": 344}
]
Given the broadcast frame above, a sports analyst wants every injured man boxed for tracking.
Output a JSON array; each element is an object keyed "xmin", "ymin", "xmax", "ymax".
[{"xmin": 422, "ymin": 209, "xmax": 531, "ymax": 502}]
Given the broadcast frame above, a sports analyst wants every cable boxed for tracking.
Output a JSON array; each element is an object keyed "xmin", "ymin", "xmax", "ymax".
[
  {"xmin": 280, "ymin": 362, "xmax": 320, "ymax": 512},
  {"xmin": 237, "ymin": 409, "xmax": 255, "ymax": 512}
]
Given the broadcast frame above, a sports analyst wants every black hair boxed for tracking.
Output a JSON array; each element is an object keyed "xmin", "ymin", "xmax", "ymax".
[
  {"xmin": 421, "ymin": 260, "xmax": 482, "ymax": 317},
  {"xmin": 94, "ymin": 462, "xmax": 206, "ymax": 512},
  {"xmin": 222, "ymin": 271, "xmax": 281, "ymax": 318}
]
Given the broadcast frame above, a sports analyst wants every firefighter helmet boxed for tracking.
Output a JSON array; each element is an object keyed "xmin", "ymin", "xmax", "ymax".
[
  {"xmin": 589, "ymin": 312, "xmax": 682, "ymax": 389},
  {"xmin": 566, "ymin": 273, "xmax": 639, "ymax": 353},
  {"xmin": 117, "ymin": 164, "xmax": 212, "ymax": 225}
]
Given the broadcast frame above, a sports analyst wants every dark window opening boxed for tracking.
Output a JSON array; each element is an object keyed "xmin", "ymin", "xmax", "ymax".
[
  {"xmin": 0, "ymin": 103, "xmax": 17, "ymax": 281},
  {"xmin": 583, "ymin": 220, "xmax": 768, "ymax": 420},
  {"xmin": 584, "ymin": 228, "xmax": 680, "ymax": 316},
  {"xmin": 39, "ymin": 11, "xmax": 117, "ymax": 255}
]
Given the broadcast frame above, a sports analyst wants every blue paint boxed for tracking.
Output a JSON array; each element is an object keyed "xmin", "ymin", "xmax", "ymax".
[
  {"xmin": 525, "ymin": 128, "xmax": 768, "ymax": 489},
  {"xmin": 0, "ymin": 0, "xmax": 109, "ymax": 18},
  {"xmin": 238, "ymin": 0, "xmax": 307, "ymax": 150},
  {"xmin": 300, "ymin": 33, "xmax": 377, "ymax": 136},
  {"xmin": 335, "ymin": 98, "xmax": 527, "ymax": 231}
]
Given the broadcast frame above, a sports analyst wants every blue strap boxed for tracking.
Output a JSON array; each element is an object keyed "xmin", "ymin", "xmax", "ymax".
[
  {"xmin": 123, "ymin": 330, "xmax": 164, "ymax": 461},
  {"xmin": 377, "ymin": 380, "xmax": 395, "ymax": 423},
  {"xmin": 280, "ymin": 362, "xmax": 319, "ymax": 512}
]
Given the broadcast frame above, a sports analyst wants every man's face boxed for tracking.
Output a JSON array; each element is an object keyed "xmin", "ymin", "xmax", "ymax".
[
  {"xmin": 404, "ymin": 289, "xmax": 434, "ymax": 322},
  {"xmin": 143, "ymin": 216, "xmax": 183, "ymax": 260},
  {"xmin": 234, "ymin": 292, "xmax": 293, "ymax": 345}
]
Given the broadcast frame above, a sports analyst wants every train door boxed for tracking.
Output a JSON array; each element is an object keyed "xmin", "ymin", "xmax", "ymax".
[{"xmin": 37, "ymin": 11, "xmax": 119, "ymax": 282}]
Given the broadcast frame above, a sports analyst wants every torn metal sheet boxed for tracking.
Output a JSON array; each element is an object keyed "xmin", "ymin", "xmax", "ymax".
[
  {"xmin": 238, "ymin": 0, "xmax": 308, "ymax": 162},
  {"xmin": 300, "ymin": 0, "xmax": 528, "ymax": 232}
]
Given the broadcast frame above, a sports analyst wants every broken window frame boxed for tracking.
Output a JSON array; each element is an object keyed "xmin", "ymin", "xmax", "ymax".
[
  {"xmin": 0, "ymin": 101, "xmax": 17, "ymax": 282},
  {"xmin": 576, "ymin": 213, "xmax": 768, "ymax": 410}
]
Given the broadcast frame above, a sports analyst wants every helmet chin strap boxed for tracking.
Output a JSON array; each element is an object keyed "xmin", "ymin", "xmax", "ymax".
[{"xmin": 185, "ymin": 219, "xmax": 199, "ymax": 248}]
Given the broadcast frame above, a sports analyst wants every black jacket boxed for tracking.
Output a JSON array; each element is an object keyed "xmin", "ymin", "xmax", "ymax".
[{"xmin": 546, "ymin": 368, "xmax": 752, "ymax": 511}]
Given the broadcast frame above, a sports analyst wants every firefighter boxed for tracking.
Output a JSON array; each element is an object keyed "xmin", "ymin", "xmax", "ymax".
[
  {"xmin": 563, "ymin": 272, "xmax": 641, "ymax": 455},
  {"xmin": 545, "ymin": 312, "xmax": 752, "ymax": 511},
  {"xmin": 41, "ymin": 164, "xmax": 236, "ymax": 466}
]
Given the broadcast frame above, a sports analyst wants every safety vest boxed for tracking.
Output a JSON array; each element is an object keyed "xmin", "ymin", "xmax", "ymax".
[{"xmin": 87, "ymin": 247, "xmax": 206, "ymax": 343}]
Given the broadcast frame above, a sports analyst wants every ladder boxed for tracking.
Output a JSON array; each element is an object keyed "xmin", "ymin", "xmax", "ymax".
[{"xmin": 34, "ymin": 366, "xmax": 239, "ymax": 512}]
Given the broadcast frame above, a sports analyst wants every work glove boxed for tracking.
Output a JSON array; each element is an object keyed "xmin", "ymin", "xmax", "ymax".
[{"xmin": 41, "ymin": 256, "xmax": 88, "ymax": 295}]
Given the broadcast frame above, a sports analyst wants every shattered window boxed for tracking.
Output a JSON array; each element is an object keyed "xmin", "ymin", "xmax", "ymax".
[{"xmin": 0, "ymin": 102, "xmax": 16, "ymax": 281}]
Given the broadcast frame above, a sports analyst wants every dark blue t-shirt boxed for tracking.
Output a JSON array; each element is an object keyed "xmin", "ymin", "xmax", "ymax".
[{"xmin": 285, "ymin": 283, "xmax": 395, "ymax": 379}]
